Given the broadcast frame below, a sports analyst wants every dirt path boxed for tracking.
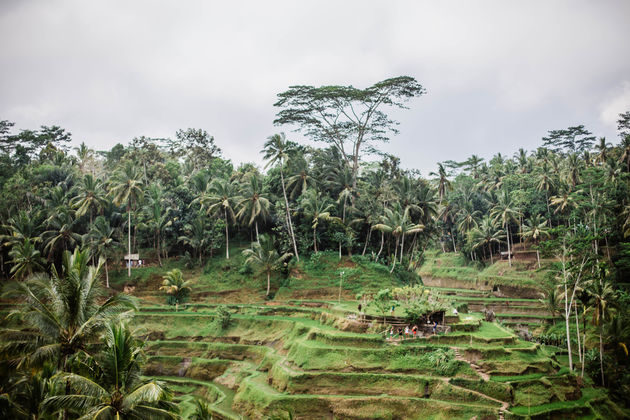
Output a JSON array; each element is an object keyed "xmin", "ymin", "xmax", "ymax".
[{"xmin": 451, "ymin": 347, "xmax": 509, "ymax": 420}]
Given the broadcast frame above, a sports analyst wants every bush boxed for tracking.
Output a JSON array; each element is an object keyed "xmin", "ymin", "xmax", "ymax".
[
  {"xmin": 238, "ymin": 263, "xmax": 253, "ymax": 275},
  {"xmin": 216, "ymin": 306, "xmax": 232, "ymax": 330}
]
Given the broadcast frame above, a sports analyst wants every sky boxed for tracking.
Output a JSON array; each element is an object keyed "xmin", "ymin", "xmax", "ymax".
[{"xmin": 1, "ymin": 0, "xmax": 629, "ymax": 175}]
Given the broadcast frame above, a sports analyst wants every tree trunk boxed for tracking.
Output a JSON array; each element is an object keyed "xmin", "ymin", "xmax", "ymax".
[
  {"xmin": 536, "ymin": 249, "xmax": 541, "ymax": 269},
  {"xmin": 600, "ymin": 323, "xmax": 605, "ymax": 386},
  {"xmin": 255, "ymin": 221, "xmax": 260, "ymax": 244},
  {"xmin": 157, "ymin": 230, "xmax": 162, "ymax": 267},
  {"xmin": 105, "ymin": 252, "xmax": 109, "ymax": 288},
  {"xmin": 313, "ymin": 227, "xmax": 318, "ymax": 253},
  {"xmin": 575, "ymin": 303, "xmax": 581, "ymax": 369},
  {"xmin": 224, "ymin": 208, "xmax": 229, "ymax": 259},
  {"xmin": 450, "ymin": 228, "xmax": 457, "ymax": 253},
  {"xmin": 564, "ymin": 283, "xmax": 573, "ymax": 371},
  {"xmin": 127, "ymin": 207, "xmax": 131, "ymax": 277},
  {"xmin": 489, "ymin": 243, "xmax": 494, "ymax": 264},
  {"xmin": 506, "ymin": 226, "xmax": 512, "ymax": 267},
  {"xmin": 362, "ymin": 226, "xmax": 372, "ymax": 256},
  {"xmin": 266, "ymin": 271, "xmax": 271, "ymax": 296},
  {"xmin": 400, "ymin": 232, "xmax": 405, "ymax": 263},
  {"xmin": 390, "ymin": 236, "xmax": 398, "ymax": 273},
  {"xmin": 280, "ymin": 166, "xmax": 299, "ymax": 261},
  {"xmin": 376, "ymin": 231, "xmax": 384, "ymax": 261}
]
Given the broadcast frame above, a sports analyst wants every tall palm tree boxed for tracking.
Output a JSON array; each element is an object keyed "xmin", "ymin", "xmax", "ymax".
[
  {"xmin": 242, "ymin": 235, "xmax": 292, "ymax": 296},
  {"xmin": 373, "ymin": 204, "xmax": 423, "ymax": 272},
  {"xmin": 300, "ymin": 189, "xmax": 338, "ymax": 253},
  {"xmin": 536, "ymin": 162, "xmax": 555, "ymax": 225},
  {"xmin": 286, "ymin": 156, "xmax": 316, "ymax": 199},
  {"xmin": 490, "ymin": 190, "xmax": 521, "ymax": 267},
  {"xmin": 199, "ymin": 178, "xmax": 240, "ymax": 259},
  {"xmin": 43, "ymin": 322, "xmax": 177, "ymax": 419},
  {"xmin": 160, "ymin": 269, "xmax": 192, "ymax": 311},
  {"xmin": 468, "ymin": 215, "xmax": 503, "ymax": 264},
  {"xmin": 42, "ymin": 208, "xmax": 82, "ymax": 260},
  {"xmin": 8, "ymin": 238, "xmax": 45, "ymax": 280},
  {"xmin": 522, "ymin": 215, "xmax": 550, "ymax": 268},
  {"xmin": 619, "ymin": 135, "xmax": 630, "ymax": 172},
  {"xmin": 585, "ymin": 273, "xmax": 616, "ymax": 386},
  {"xmin": 71, "ymin": 174, "xmax": 108, "ymax": 224},
  {"xmin": 1, "ymin": 249, "xmax": 137, "ymax": 370},
  {"xmin": 328, "ymin": 166, "xmax": 356, "ymax": 258},
  {"xmin": 143, "ymin": 183, "xmax": 173, "ymax": 267},
  {"xmin": 430, "ymin": 163, "xmax": 452, "ymax": 203},
  {"xmin": 178, "ymin": 213, "xmax": 211, "ymax": 263},
  {"xmin": 236, "ymin": 173, "xmax": 270, "ymax": 243},
  {"xmin": 109, "ymin": 162, "xmax": 144, "ymax": 277},
  {"xmin": 84, "ymin": 216, "xmax": 119, "ymax": 288},
  {"xmin": 594, "ymin": 137, "xmax": 610, "ymax": 166},
  {"xmin": 262, "ymin": 133, "xmax": 299, "ymax": 261},
  {"xmin": 565, "ymin": 153, "xmax": 582, "ymax": 188}
]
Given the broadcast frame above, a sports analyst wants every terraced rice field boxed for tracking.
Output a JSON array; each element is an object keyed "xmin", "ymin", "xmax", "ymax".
[{"xmin": 133, "ymin": 294, "xmax": 620, "ymax": 419}]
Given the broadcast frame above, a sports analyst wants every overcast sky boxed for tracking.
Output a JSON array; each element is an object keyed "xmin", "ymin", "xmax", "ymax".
[{"xmin": 1, "ymin": 1, "xmax": 629, "ymax": 175}]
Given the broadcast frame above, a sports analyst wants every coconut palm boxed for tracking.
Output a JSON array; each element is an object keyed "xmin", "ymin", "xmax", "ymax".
[
  {"xmin": 300, "ymin": 189, "xmax": 338, "ymax": 253},
  {"xmin": 109, "ymin": 162, "xmax": 144, "ymax": 277},
  {"xmin": 430, "ymin": 163, "xmax": 452, "ymax": 203},
  {"xmin": 373, "ymin": 204, "xmax": 423, "ymax": 272},
  {"xmin": 585, "ymin": 273, "xmax": 617, "ymax": 386},
  {"xmin": 160, "ymin": 269, "xmax": 192, "ymax": 311},
  {"xmin": 539, "ymin": 285, "xmax": 561, "ymax": 325},
  {"xmin": 242, "ymin": 235, "xmax": 292, "ymax": 296},
  {"xmin": 490, "ymin": 190, "xmax": 521, "ymax": 267},
  {"xmin": 84, "ymin": 216, "xmax": 119, "ymax": 288},
  {"xmin": 0, "ymin": 249, "xmax": 137, "ymax": 370},
  {"xmin": 236, "ymin": 173, "xmax": 270, "ymax": 243},
  {"xmin": 522, "ymin": 215, "xmax": 550, "ymax": 268},
  {"xmin": 42, "ymin": 208, "xmax": 82, "ymax": 260},
  {"xmin": 8, "ymin": 238, "xmax": 45, "ymax": 280},
  {"xmin": 43, "ymin": 322, "xmax": 177, "ymax": 419},
  {"xmin": 178, "ymin": 213, "xmax": 212, "ymax": 263},
  {"xmin": 143, "ymin": 183, "xmax": 173, "ymax": 267},
  {"xmin": 286, "ymin": 156, "xmax": 316, "ymax": 199},
  {"xmin": 199, "ymin": 178, "xmax": 240, "ymax": 259},
  {"xmin": 71, "ymin": 174, "xmax": 108, "ymax": 224},
  {"xmin": 262, "ymin": 133, "xmax": 299, "ymax": 261},
  {"xmin": 535, "ymin": 162, "xmax": 555, "ymax": 225},
  {"xmin": 468, "ymin": 215, "xmax": 503, "ymax": 264}
]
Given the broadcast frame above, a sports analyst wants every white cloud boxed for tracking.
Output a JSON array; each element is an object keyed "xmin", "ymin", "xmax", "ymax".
[{"xmin": 600, "ymin": 81, "xmax": 630, "ymax": 130}]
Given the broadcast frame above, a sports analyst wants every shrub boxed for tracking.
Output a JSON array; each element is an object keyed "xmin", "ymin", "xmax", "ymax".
[{"xmin": 216, "ymin": 306, "xmax": 232, "ymax": 330}]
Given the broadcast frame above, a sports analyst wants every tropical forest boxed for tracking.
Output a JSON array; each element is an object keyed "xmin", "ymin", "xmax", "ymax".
[{"xmin": 1, "ymin": 76, "xmax": 630, "ymax": 420}]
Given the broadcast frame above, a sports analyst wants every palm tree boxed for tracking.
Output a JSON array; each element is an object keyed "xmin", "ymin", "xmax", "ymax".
[
  {"xmin": 109, "ymin": 162, "xmax": 144, "ymax": 277},
  {"xmin": 8, "ymin": 238, "xmax": 45, "ymax": 280},
  {"xmin": 536, "ymin": 162, "xmax": 555, "ymax": 225},
  {"xmin": 71, "ymin": 174, "xmax": 108, "ymax": 224},
  {"xmin": 74, "ymin": 141, "xmax": 94, "ymax": 174},
  {"xmin": 522, "ymin": 215, "xmax": 550, "ymax": 268},
  {"xmin": 430, "ymin": 163, "xmax": 452, "ymax": 203},
  {"xmin": 242, "ymin": 235, "xmax": 292, "ymax": 296},
  {"xmin": 143, "ymin": 183, "xmax": 173, "ymax": 267},
  {"xmin": 42, "ymin": 208, "xmax": 82, "ymax": 260},
  {"xmin": 199, "ymin": 178, "xmax": 240, "ymax": 259},
  {"xmin": 539, "ymin": 285, "xmax": 561, "ymax": 325},
  {"xmin": 328, "ymin": 166, "xmax": 356, "ymax": 258},
  {"xmin": 236, "ymin": 173, "xmax": 270, "ymax": 243},
  {"xmin": 462, "ymin": 154, "xmax": 484, "ymax": 178},
  {"xmin": 262, "ymin": 133, "xmax": 299, "ymax": 261},
  {"xmin": 84, "ymin": 216, "xmax": 119, "ymax": 288},
  {"xmin": 300, "ymin": 189, "xmax": 338, "ymax": 253},
  {"xmin": 594, "ymin": 137, "xmax": 610, "ymax": 166},
  {"xmin": 160, "ymin": 269, "xmax": 192, "ymax": 311},
  {"xmin": 1, "ymin": 249, "xmax": 137, "ymax": 370},
  {"xmin": 373, "ymin": 204, "xmax": 423, "ymax": 272},
  {"xmin": 585, "ymin": 273, "xmax": 617, "ymax": 386},
  {"xmin": 565, "ymin": 153, "xmax": 582, "ymax": 188},
  {"xmin": 43, "ymin": 322, "xmax": 177, "ymax": 419},
  {"xmin": 178, "ymin": 213, "xmax": 211, "ymax": 263},
  {"xmin": 286, "ymin": 156, "xmax": 316, "ymax": 199},
  {"xmin": 468, "ymin": 215, "xmax": 503, "ymax": 264},
  {"xmin": 490, "ymin": 190, "xmax": 521, "ymax": 267}
]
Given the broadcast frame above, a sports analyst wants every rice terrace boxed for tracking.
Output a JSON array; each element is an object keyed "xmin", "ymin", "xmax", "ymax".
[{"xmin": 1, "ymin": 2, "xmax": 630, "ymax": 419}]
